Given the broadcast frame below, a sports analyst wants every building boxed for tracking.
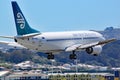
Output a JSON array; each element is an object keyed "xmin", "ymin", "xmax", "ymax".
[
  {"xmin": 0, "ymin": 71, "xmax": 10, "ymax": 80},
  {"xmin": 48, "ymin": 72, "xmax": 114, "ymax": 80},
  {"xmin": 6, "ymin": 71, "xmax": 49, "ymax": 80},
  {"xmin": 0, "ymin": 69, "xmax": 120, "ymax": 80},
  {"xmin": 13, "ymin": 61, "xmax": 38, "ymax": 70}
]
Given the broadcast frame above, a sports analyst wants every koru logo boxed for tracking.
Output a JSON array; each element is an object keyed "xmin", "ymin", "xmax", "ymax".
[{"xmin": 16, "ymin": 12, "xmax": 25, "ymax": 29}]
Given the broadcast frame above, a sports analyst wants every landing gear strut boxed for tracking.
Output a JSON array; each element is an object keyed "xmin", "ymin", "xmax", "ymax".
[
  {"xmin": 69, "ymin": 51, "xmax": 77, "ymax": 60},
  {"xmin": 47, "ymin": 53, "xmax": 54, "ymax": 59}
]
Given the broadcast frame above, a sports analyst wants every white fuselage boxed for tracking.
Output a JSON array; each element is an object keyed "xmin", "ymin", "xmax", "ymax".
[{"xmin": 16, "ymin": 31, "xmax": 105, "ymax": 53}]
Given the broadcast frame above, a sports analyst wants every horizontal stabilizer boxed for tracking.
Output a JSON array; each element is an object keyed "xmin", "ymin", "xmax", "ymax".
[
  {"xmin": 16, "ymin": 33, "xmax": 41, "ymax": 39},
  {"xmin": 0, "ymin": 33, "xmax": 41, "ymax": 39},
  {"xmin": 0, "ymin": 36, "xmax": 14, "ymax": 39}
]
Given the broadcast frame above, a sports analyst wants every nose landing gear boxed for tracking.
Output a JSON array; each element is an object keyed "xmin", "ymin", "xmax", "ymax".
[
  {"xmin": 47, "ymin": 53, "xmax": 54, "ymax": 59},
  {"xmin": 69, "ymin": 51, "xmax": 77, "ymax": 60}
]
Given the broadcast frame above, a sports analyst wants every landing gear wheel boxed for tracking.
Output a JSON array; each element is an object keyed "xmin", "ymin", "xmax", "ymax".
[
  {"xmin": 47, "ymin": 53, "xmax": 54, "ymax": 59},
  {"xmin": 86, "ymin": 47, "xmax": 93, "ymax": 54},
  {"xmin": 69, "ymin": 51, "xmax": 77, "ymax": 60}
]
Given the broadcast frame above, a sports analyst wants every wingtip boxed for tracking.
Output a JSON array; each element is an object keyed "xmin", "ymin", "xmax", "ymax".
[{"xmin": 111, "ymin": 38, "xmax": 117, "ymax": 41}]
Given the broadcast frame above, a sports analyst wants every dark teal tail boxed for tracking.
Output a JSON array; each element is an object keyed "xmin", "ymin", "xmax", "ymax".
[{"xmin": 12, "ymin": 1, "xmax": 39, "ymax": 35}]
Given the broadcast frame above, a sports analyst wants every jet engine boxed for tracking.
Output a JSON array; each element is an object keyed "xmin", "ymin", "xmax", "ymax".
[{"xmin": 86, "ymin": 45, "xmax": 102, "ymax": 56}]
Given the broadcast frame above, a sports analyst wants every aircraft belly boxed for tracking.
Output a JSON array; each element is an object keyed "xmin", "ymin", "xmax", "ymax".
[
  {"xmin": 16, "ymin": 35, "xmax": 102, "ymax": 52},
  {"xmin": 39, "ymin": 40, "xmax": 78, "ymax": 51},
  {"xmin": 17, "ymin": 39, "xmax": 65, "ymax": 52},
  {"xmin": 39, "ymin": 42, "xmax": 66, "ymax": 51}
]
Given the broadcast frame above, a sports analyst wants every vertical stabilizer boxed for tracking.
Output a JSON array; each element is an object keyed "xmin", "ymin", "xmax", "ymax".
[{"xmin": 12, "ymin": 1, "xmax": 39, "ymax": 35}]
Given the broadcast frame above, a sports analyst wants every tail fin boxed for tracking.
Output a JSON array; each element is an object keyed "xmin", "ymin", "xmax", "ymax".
[{"xmin": 11, "ymin": 1, "xmax": 39, "ymax": 35}]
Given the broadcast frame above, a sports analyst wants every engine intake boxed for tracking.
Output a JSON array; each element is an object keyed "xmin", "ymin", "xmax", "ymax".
[{"xmin": 86, "ymin": 45, "xmax": 102, "ymax": 56}]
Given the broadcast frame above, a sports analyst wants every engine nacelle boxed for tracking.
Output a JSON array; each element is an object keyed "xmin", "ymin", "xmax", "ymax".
[{"xmin": 86, "ymin": 45, "xmax": 102, "ymax": 56}]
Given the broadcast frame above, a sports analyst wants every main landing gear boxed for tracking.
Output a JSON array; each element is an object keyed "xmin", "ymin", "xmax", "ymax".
[
  {"xmin": 69, "ymin": 51, "xmax": 77, "ymax": 60},
  {"xmin": 46, "ymin": 51, "xmax": 77, "ymax": 60}
]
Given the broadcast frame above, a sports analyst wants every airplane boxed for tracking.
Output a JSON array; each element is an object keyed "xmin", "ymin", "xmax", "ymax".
[{"xmin": 0, "ymin": 1, "xmax": 116, "ymax": 59}]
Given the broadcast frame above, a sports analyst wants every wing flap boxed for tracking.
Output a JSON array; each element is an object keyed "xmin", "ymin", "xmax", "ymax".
[
  {"xmin": 79, "ymin": 42, "xmax": 99, "ymax": 49},
  {"xmin": 65, "ymin": 44, "xmax": 82, "ymax": 52},
  {"xmin": 79, "ymin": 38, "xmax": 116, "ymax": 49},
  {"xmin": 65, "ymin": 38, "xmax": 116, "ymax": 51},
  {"xmin": 97, "ymin": 38, "xmax": 116, "ymax": 45}
]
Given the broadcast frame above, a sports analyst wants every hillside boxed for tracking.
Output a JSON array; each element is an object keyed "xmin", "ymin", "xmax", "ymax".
[{"xmin": 99, "ymin": 27, "xmax": 120, "ymax": 40}]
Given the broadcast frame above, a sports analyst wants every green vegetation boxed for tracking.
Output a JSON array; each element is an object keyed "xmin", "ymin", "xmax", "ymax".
[{"xmin": 0, "ymin": 49, "xmax": 51, "ymax": 64}]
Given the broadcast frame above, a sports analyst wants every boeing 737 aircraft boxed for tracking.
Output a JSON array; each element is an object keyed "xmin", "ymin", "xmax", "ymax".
[{"xmin": 0, "ymin": 1, "xmax": 116, "ymax": 59}]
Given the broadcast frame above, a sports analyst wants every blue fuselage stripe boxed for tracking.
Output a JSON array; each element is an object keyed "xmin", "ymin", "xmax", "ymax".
[{"xmin": 46, "ymin": 37, "xmax": 99, "ymax": 42}]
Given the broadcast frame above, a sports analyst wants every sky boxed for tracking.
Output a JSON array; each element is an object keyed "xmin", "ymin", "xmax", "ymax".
[{"xmin": 0, "ymin": 0, "xmax": 120, "ymax": 37}]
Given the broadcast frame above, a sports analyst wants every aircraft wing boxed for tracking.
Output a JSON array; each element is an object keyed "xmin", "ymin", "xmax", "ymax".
[
  {"xmin": 65, "ymin": 38, "xmax": 116, "ymax": 51},
  {"xmin": 0, "ymin": 41, "xmax": 26, "ymax": 49}
]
